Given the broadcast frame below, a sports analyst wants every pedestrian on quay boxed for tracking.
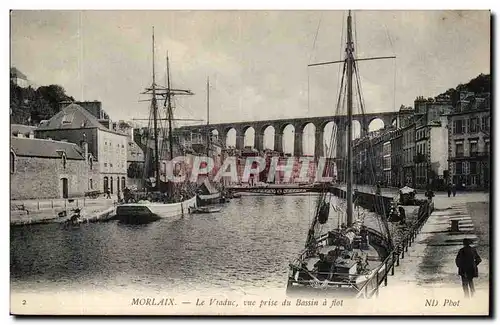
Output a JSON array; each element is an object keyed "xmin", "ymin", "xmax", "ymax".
[
  {"xmin": 452, "ymin": 183, "xmax": 457, "ymax": 197},
  {"xmin": 447, "ymin": 183, "xmax": 452, "ymax": 197},
  {"xmin": 455, "ymin": 238, "xmax": 482, "ymax": 298}
]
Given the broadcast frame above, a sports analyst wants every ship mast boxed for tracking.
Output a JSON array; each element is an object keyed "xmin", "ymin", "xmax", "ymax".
[
  {"xmin": 308, "ymin": 10, "xmax": 396, "ymax": 227},
  {"xmin": 345, "ymin": 11, "xmax": 354, "ymax": 226},
  {"xmin": 206, "ymin": 76, "xmax": 210, "ymax": 157},
  {"xmin": 166, "ymin": 54, "xmax": 174, "ymax": 161},
  {"xmin": 151, "ymin": 27, "xmax": 161, "ymax": 191}
]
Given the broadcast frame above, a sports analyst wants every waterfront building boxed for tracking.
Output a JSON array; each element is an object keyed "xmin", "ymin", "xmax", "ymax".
[
  {"xmin": 389, "ymin": 128, "xmax": 403, "ymax": 187},
  {"xmin": 414, "ymin": 95, "xmax": 453, "ymax": 189},
  {"xmin": 401, "ymin": 112, "xmax": 416, "ymax": 188},
  {"xmin": 382, "ymin": 141, "xmax": 391, "ymax": 186},
  {"xmin": 10, "ymin": 135, "xmax": 98, "ymax": 200},
  {"xmin": 447, "ymin": 92, "xmax": 491, "ymax": 190},
  {"xmin": 35, "ymin": 103, "xmax": 128, "ymax": 195}
]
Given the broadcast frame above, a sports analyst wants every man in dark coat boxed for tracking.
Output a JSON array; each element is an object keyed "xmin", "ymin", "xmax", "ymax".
[{"xmin": 455, "ymin": 238, "xmax": 482, "ymax": 298}]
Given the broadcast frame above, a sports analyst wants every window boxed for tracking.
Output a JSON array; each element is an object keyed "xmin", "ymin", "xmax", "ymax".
[
  {"xmin": 88, "ymin": 154, "xmax": 93, "ymax": 170},
  {"xmin": 485, "ymin": 140, "xmax": 490, "ymax": 153},
  {"xmin": 104, "ymin": 163, "xmax": 107, "ymax": 167},
  {"xmin": 469, "ymin": 141, "xmax": 478, "ymax": 156},
  {"xmin": 470, "ymin": 161, "xmax": 478, "ymax": 175},
  {"xmin": 121, "ymin": 144, "xmax": 124, "ymax": 148},
  {"xmin": 455, "ymin": 162, "xmax": 463, "ymax": 175},
  {"xmin": 61, "ymin": 112, "xmax": 74, "ymax": 124},
  {"xmin": 62, "ymin": 153, "xmax": 67, "ymax": 169},
  {"xmin": 110, "ymin": 163, "xmax": 113, "ymax": 167},
  {"xmin": 470, "ymin": 117, "xmax": 479, "ymax": 133},
  {"xmin": 121, "ymin": 177, "xmax": 126, "ymax": 190},
  {"xmin": 10, "ymin": 151, "xmax": 15, "ymax": 173},
  {"xmin": 453, "ymin": 119, "xmax": 465, "ymax": 134},
  {"xmin": 481, "ymin": 116, "xmax": 490, "ymax": 131},
  {"xmin": 455, "ymin": 142, "xmax": 464, "ymax": 157},
  {"xmin": 463, "ymin": 161, "xmax": 470, "ymax": 175},
  {"xmin": 89, "ymin": 179, "xmax": 93, "ymax": 190},
  {"xmin": 104, "ymin": 176, "xmax": 109, "ymax": 193}
]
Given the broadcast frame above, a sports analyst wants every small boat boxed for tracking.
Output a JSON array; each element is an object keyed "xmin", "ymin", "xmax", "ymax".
[
  {"xmin": 117, "ymin": 196, "xmax": 197, "ymax": 223},
  {"xmin": 189, "ymin": 206, "xmax": 222, "ymax": 214}
]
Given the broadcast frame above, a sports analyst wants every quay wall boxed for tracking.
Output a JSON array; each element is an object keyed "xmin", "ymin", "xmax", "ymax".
[{"xmin": 329, "ymin": 186, "xmax": 395, "ymax": 213}]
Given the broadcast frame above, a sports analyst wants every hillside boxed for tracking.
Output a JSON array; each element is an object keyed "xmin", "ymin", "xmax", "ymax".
[
  {"xmin": 10, "ymin": 82, "xmax": 75, "ymax": 125},
  {"xmin": 438, "ymin": 73, "xmax": 491, "ymax": 107}
]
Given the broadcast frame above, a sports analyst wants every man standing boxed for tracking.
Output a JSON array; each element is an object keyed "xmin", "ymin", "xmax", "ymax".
[{"xmin": 455, "ymin": 238, "xmax": 482, "ymax": 298}]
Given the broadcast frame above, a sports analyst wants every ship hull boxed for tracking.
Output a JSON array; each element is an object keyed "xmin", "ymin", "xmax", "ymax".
[
  {"xmin": 116, "ymin": 196, "xmax": 197, "ymax": 224},
  {"xmin": 286, "ymin": 228, "xmax": 390, "ymax": 297}
]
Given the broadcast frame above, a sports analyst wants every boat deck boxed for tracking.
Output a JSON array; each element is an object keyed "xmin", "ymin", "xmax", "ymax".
[{"xmin": 303, "ymin": 242, "xmax": 381, "ymax": 273}]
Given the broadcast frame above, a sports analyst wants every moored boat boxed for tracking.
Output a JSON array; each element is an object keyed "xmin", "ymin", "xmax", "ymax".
[
  {"xmin": 116, "ymin": 27, "xmax": 198, "ymax": 224},
  {"xmin": 116, "ymin": 196, "xmax": 197, "ymax": 223},
  {"xmin": 286, "ymin": 10, "xmax": 395, "ymax": 296}
]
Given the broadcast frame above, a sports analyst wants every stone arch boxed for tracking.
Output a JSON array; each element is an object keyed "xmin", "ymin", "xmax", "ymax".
[
  {"xmin": 320, "ymin": 121, "xmax": 337, "ymax": 157},
  {"xmin": 224, "ymin": 127, "xmax": 237, "ymax": 148},
  {"xmin": 301, "ymin": 122, "xmax": 316, "ymax": 156},
  {"xmin": 281, "ymin": 124, "xmax": 295, "ymax": 154},
  {"xmin": 242, "ymin": 125, "xmax": 255, "ymax": 148},
  {"xmin": 208, "ymin": 128, "xmax": 220, "ymax": 144},
  {"xmin": 368, "ymin": 118, "xmax": 385, "ymax": 132},
  {"xmin": 261, "ymin": 125, "xmax": 275, "ymax": 151},
  {"xmin": 352, "ymin": 120, "xmax": 361, "ymax": 139}
]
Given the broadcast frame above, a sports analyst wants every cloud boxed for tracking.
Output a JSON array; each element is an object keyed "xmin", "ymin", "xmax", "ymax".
[{"xmin": 11, "ymin": 10, "xmax": 490, "ymax": 127}]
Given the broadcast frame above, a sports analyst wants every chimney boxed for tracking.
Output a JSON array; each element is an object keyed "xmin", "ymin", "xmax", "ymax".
[
  {"xmin": 81, "ymin": 133, "xmax": 88, "ymax": 158},
  {"xmin": 83, "ymin": 142, "xmax": 88, "ymax": 159}
]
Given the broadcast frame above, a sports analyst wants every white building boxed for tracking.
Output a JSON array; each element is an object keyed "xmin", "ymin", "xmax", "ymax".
[{"xmin": 36, "ymin": 103, "xmax": 129, "ymax": 195}]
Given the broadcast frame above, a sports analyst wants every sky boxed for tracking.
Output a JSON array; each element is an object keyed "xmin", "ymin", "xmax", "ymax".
[{"xmin": 10, "ymin": 10, "xmax": 491, "ymax": 153}]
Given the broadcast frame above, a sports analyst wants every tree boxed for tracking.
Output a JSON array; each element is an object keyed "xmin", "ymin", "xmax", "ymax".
[{"xmin": 10, "ymin": 81, "xmax": 75, "ymax": 125}]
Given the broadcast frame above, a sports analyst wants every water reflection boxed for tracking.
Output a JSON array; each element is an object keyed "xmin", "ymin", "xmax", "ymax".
[{"xmin": 11, "ymin": 194, "xmax": 345, "ymax": 294}]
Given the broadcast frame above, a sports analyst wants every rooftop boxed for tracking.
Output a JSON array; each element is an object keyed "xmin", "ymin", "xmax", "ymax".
[
  {"xmin": 37, "ymin": 103, "xmax": 127, "ymax": 136},
  {"xmin": 11, "ymin": 136, "xmax": 85, "ymax": 160},
  {"xmin": 11, "ymin": 124, "xmax": 37, "ymax": 137}
]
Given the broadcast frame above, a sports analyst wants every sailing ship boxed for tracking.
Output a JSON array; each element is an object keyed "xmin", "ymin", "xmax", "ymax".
[
  {"xmin": 286, "ymin": 11, "xmax": 395, "ymax": 295},
  {"xmin": 116, "ymin": 28, "xmax": 197, "ymax": 223}
]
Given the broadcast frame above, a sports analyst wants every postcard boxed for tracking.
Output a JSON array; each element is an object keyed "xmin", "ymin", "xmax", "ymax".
[{"xmin": 9, "ymin": 9, "xmax": 491, "ymax": 316}]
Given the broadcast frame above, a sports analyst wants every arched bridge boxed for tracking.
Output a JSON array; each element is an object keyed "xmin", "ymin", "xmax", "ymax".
[{"xmin": 177, "ymin": 111, "xmax": 411, "ymax": 157}]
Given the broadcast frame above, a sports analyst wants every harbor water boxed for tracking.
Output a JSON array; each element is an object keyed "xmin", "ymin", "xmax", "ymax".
[{"xmin": 10, "ymin": 194, "xmax": 389, "ymax": 296}]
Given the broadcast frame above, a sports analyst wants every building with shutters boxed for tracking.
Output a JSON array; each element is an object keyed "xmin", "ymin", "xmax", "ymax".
[{"xmin": 447, "ymin": 92, "xmax": 491, "ymax": 190}]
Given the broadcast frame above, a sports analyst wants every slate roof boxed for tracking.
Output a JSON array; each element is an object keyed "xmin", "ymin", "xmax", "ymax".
[
  {"xmin": 36, "ymin": 103, "xmax": 104, "ymax": 130},
  {"xmin": 37, "ymin": 103, "xmax": 126, "ymax": 136},
  {"xmin": 11, "ymin": 136, "xmax": 85, "ymax": 160},
  {"xmin": 11, "ymin": 124, "xmax": 37, "ymax": 137}
]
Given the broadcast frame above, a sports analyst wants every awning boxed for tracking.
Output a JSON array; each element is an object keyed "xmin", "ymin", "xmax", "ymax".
[{"xmin": 399, "ymin": 186, "xmax": 415, "ymax": 194}]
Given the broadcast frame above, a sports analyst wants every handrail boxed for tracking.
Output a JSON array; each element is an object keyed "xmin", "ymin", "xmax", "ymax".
[{"xmin": 355, "ymin": 200, "xmax": 433, "ymax": 298}]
